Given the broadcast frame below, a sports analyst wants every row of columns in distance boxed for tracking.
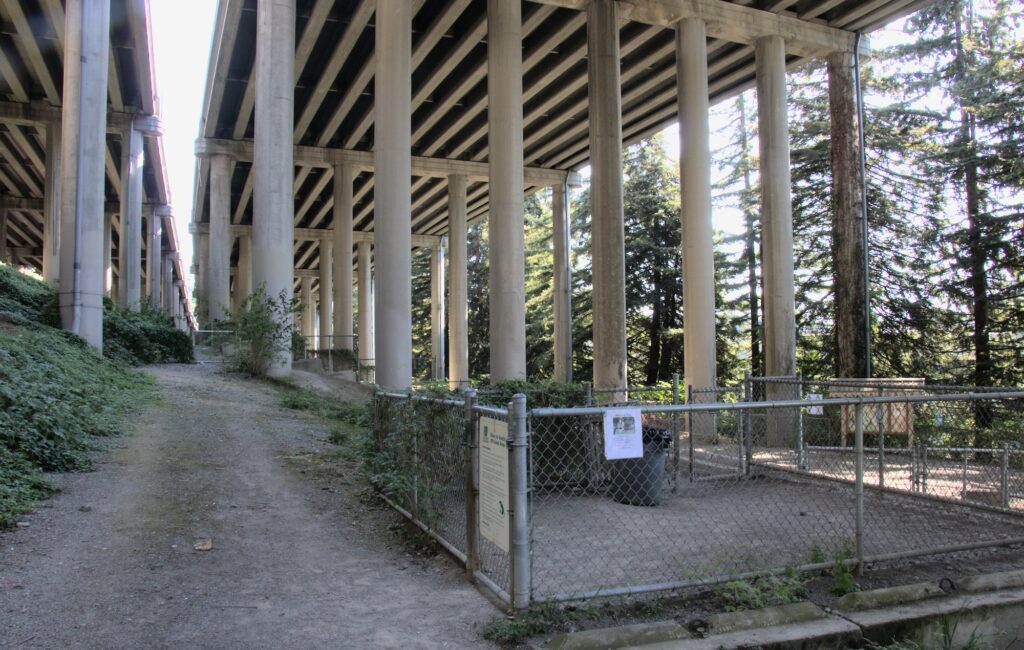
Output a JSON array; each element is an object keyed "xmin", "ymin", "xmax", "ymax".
[
  {"xmin": 10, "ymin": 3, "xmax": 190, "ymax": 345},
  {"xmin": 231, "ymin": 0, "xmax": 856, "ymax": 389}
]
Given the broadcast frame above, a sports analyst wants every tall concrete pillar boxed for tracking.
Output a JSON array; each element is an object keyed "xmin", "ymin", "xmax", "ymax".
[
  {"xmin": 102, "ymin": 211, "xmax": 112, "ymax": 297},
  {"xmin": 374, "ymin": 0, "xmax": 412, "ymax": 388},
  {"xmin": 117, "ymin": 123, "xmax": 144, "ymax": 311},
  {"xmin": 236, "ymin": 232, "xmax": 252, "ymax": 304},
  {"xmin": 319, "ymin": 240, "xmax": 333, "ymax": 350},
  {"xmin": 487, "ymin": 0, "xmax": 527, "ymax": 382},
  {"xmin": 357, "ymin": 240, "xmax": 374, "ymax": 365},
  {"xmin": 196, "ymin": 231, "xmax": 210, "ymax": 322},
  {"xmin": 208, "ymin": 154, "xmax": 232, "ymax": 321},
  {"xmin": 678, "ymin": 19, "xmax": 717, "ymax": 393},
  {"xmin": 588, "ymin": 0, "xmax": 627, "ymax": 397},
  {"xmin": 147, "ymin": 211, "xmax": 163, "ymax": 309},
  {"xmin": 757, "ymin": 35, "xmax": 799, "ymax": 445},
  {"xmin": 43, "ymin": 122, "xmax": 60, "ymax": 283},
  {"xmin": 162, "ymin": 255, "xmax": 174, "ymax": 314},
  {"xmin": 551, "ymin": 183, "xmax": 572, "ymax": 383},
  {"xmin": 253, "ymin": 0, "xmax": 296, "ymax": 376},
  {"xmin": 431, "ymin": 240, "xmax": 446, "ymax": 381},
  {"xmin": 301, "ymin": 276, "xmax": 314, "ymax": 348},
  {"xmin": 447, "ymin": 174, "xmax": 468, "ymax": 387},
  {"xmin": 332, "ymin": 163, "xmax": 353, "ymax": 350},
  {"xmin": 58, "ymin": 0, "xmax": 109, "ymax": 347}
]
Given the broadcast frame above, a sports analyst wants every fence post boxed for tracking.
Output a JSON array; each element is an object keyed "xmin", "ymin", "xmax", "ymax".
[
  {"xmin": 878, "ymin": 405, "xmax": 886, "ymax": 491},
  {"xmin": 509, "ymin": 394, "xmax": 531, "ymax": 609},
  {"xmin": 672, "ymin": 373, "xmax": 680, "ymax": 493},
  {"xmin": 464, "ymin": 389, "xmax": 479, "ymax": 575},
  {"xmin": 584, "ymin": 382, "xmax": 593, "ymax": 407},
  {"xmin": 854, "ymin": 402, "xmax": 865, "ymax": 577},
  {"xmin": 687, "ymin": 385, "xmax": 695, "ymax": 483},
  {"xmin": 1002, "ymin": 443, "xmax": 1011, "ymax": 509},
  {"xmin": 797, "ymin": 372, "xmax": 805, "ymax": 466},
  {"xmin": 743, "ymin": 371, "xmax": 753, "ymax": 475}
]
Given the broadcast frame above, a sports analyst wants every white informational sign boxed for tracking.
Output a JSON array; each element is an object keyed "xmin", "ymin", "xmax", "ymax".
[
  {"xmin": 808, "ymin": 393, "xmax": 823, "ymax": 415},
  {"xmin": 603, "ymin": 408, "xmax": 644, "ymax": 460},
  {"xmin": 478, "ymin": 416, "xmax": 510, "ymax": 552}
]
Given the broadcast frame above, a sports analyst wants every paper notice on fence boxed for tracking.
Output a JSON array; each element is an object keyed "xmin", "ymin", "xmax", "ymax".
[
  {"xmin": 478, "ymin": 416, "xmax": 510, "ymax": 552},
  {"xmin": 603, "ymin": 408, "xmax": 643, "ymax": 460},
  {"xmin": 808, "ymin": 393, "xmax": 823, "ymax": 415}
]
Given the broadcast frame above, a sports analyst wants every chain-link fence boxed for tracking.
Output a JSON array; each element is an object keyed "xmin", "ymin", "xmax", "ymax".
[{"xmin": 373, "ymin": 386, "xmax": 1024, "ymax": 608}]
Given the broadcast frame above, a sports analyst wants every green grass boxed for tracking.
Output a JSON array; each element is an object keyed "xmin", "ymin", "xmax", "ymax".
[{"xmin": 714, "ymin": 570, "xmax": 808, "ymax": 612}]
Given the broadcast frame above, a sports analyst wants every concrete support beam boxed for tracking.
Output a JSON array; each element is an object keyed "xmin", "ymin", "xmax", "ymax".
[
  {"xmin": 757, "ymin": 35, "xmax": 799, "ymax": 443},
  {"xmin": 0, "ymin": 99, "xmax": 163, "ymax": 134},
  {"xmin": 195, "ymin": 138, "xmax": 581, "ymax": 188},
  {"xmin": 357, "ymin": 241, "xmax": 374, "ymax": 365},
  {"xmin": 525, "ymin": 0, "xmax": 863, "ymax": 58},
  {"xmin": 551, "ymin": 183, "xmax": 572, "ymax": 383},
  {"xmin": 42, "ymin": 122, "xmax": 60, "ymax": 283},
  {"xmin": 253, "ymin": 0, "xmax": 296, "ymax": 376},
  {"xmin": 59, "ymin": 1, "xmax": 109, "ymax": 347},
  {"xmin": 678, "ymin": 18, "xmax": 717, "ymax": 392},
  {"xmin": 117, "ymin": 123, "xmax": 144, "ymax": 310},
  {"xmin": 589, "ymin": 0, "xmax": 627, "ymax": 396},
  {"xmin": 487, "ymin": 0, "xmax": 527, "ymax": 382},
  {"xmin": 374, "ymin": 0, "xmax": 413, "ymax": 389},
  {"xmin": 208, "ymin": 154, "xmax": 232, "ymax": 321},
  {"xmin": 447, "ymin": 174, "xmax": 468, "ymax": 388},
  {"xmin": 332, "ymin": 163, "xmax": 354, "ymax": 350},
  {"xmin": 319, "ymin": 239, "xmax": 333, "ymax": 349},
  {"xmin": 431, "ymin": 240, "xmax": 446, "ymax": 381},
  {"xmin": 147, "ymin": 212, "xmax": 163, "ymax": 309}
]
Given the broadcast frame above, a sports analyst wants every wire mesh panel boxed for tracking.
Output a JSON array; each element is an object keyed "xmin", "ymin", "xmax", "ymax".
[
  {"xmin": 371, "ymin": 393, "xmax": 469, "ymax": 558},
  {"xmin": 475, "ymin": 405, "xmax": 513, "ymax": 598}
]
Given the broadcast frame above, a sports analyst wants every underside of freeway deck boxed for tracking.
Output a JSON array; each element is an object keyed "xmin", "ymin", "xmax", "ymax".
[
  {"xmin": 195, "ymin": 0, "xmax": 932, "ymax": 295},
  {"xmin": 0, "ymin": 0, "xmax": 191, "ymax": 317}
]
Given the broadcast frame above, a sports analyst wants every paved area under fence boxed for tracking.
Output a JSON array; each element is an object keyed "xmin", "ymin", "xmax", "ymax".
[{"xmin": 528, "ymin": 459, "xmax": 1024, "ymax": 600}]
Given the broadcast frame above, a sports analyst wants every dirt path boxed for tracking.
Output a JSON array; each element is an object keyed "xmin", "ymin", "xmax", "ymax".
[{"xmin": 0, "ymin": 364, "xmax": 497, "ymax": 649}]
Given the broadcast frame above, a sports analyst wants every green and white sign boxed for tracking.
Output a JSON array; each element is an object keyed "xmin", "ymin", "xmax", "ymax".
[{"xmin": 478, "ymin": 416, "xmax": 510, "ymax": 552}]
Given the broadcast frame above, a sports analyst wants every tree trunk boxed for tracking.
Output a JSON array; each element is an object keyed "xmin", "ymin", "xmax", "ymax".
[
  {"xmin": 646, "ymin": 269, "xmax": 663, "ymax": 384},
  {"xmin": 828, "ymin": 50, "xmax": 869, "ymax": 379},
  {"xmin": 737, "ymin": 95, "xmax": 763, "ymax": 378}
]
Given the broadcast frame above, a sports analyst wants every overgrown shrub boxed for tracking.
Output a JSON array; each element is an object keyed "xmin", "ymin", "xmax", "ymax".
[
  {"xmin": 103, "ymin": 301, "xmax": 193, "ymax": 365},
  {"xmin": 0, "ymin": 262, "xmax": 58, "ymax": 325},
  {"xmin": 228, "ymin": 285, "xmax": 298, "ymax": 376}
]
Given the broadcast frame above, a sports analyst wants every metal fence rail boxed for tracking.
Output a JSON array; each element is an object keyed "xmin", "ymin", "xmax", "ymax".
[{"xmin": 372, "ymin": 387, "xmax": 1024, "ymax": 609}]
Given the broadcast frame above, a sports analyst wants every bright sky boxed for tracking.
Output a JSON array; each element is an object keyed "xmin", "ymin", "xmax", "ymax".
[{"xmin": 151, "ymin": 0, "xmax": 218, "ymax": 295}]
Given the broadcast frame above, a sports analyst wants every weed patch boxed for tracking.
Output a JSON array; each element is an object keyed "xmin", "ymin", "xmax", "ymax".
[{"xmin": 714, "ymin": 570, "xmax": 808, "ymax": 611}]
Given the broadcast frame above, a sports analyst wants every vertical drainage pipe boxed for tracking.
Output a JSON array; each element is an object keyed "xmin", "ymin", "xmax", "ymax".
[
  {"xmin": 854, "ymin": 31, "xmax": 872, "ymax": 378},
  {"xmin": 509, "ymin": 393, "xmax": 531, "ymax": 609}
]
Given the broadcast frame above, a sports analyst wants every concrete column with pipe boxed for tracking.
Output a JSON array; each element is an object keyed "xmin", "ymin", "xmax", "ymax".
[
  {"xmin": 162, "ymin": 255, "xmax": 174, "ymax": 314},
  {"xmin": 447, "ymin": 174, "xmax": 469, "ymax": 387},
  {"xmin": 208, "ymin": 154, "xmax": 232, "ymax": 321},
  {"xmin": 102, "ymin": 211, "xmax": 112, "ymax": 297},
  {"xmin": 195, "ymin": 231, "xmax": 209, "ymax": 322},
  {"xmin": 431, "ymin": 239, "xmax": 447, "ymax": 381},
  {"xmin": 42, "ymin": 122, "xmax": 60, "ymax": 283},
  {"xmin": 253, "ymin": 0, "xmax": 296, "ymax": 376},
  {"xmin": 319, "ymin": 239, "xmax": 333, "ymax": 350},
  {"xmin": 117, "ymin": 123, "xmax": 144, "ymax": 311},
  {"xmin": 678, "ymin": 18, "xmax": 717, "ymax": 393},
  {"xmin": 357, "ymin": 240, "xmax": 374, "ymax": 365},
  {"xmin": 588, "ymin": 0, "xmax": 627, "ymax": 397},
  {"xmin": 236, "ymin": 232, "xmax": 252, "ymax": 303},
  {"xmin": 300, "ymin": 275, "xmax": 314, "ymax": 347},
  {"xmin": 374, "ymin": 0, "xmax": 413, "ymax": 389},
  {"xmin": 487, "ymin": 0, "xmax": 527, "ymax": 382},
  {"xmin": 147, "ymin": 211, "xmax": 163, "ymax": 309},
  {"xmin": 58, "ymin": 0, "xmax": 109, "ymax": 347},
  {"xmin": 332, "ymin": 163, "xmax": 353, "ymax": 350},
  {"xmin": 551, "ymin": 183, "xmax": 572, "ymax": 383}
]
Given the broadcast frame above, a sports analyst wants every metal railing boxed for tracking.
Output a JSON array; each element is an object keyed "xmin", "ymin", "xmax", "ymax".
[{"xmin": 373, "ymin": 386, "xmax": 1024, "ymax": 608}]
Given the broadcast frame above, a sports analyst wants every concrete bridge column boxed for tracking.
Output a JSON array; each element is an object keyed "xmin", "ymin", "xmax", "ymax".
[
  {"xmin": 447, "ymin": 174, "xmax": 468, "ymax": 388},
  {"xmin": 208, "ymin": 154, "xmax": 232, "ymax": 322},
  {"xmin": 319, "ymin": 239, "xmax": 333, "ymax": 350},
  {"xmin": 195, "ymin": 232, "xmax": 209, "ymax": 322},
  {"xmin": 59, "ymin": 0, "xmax": 109, "ymax": 348},
  {"xmin": 102, "ymin": 211, "xmax": 112, "ymax": 297},
  {"xmin": 374, "ymin": 0, "xmax": 413, "ymax": 389},
  {"xmin": 162, "ymin": 255, "xmax": 174, "ymax": 315},
  {"xmin": 253, "ymin": 0, "xmax": 295, "ymax": 376},
  {"xmin": 332, "ymin": 163, "xmax": 353, "ymax": 350},
  {"xmin": 147, "ymin": 210, "xmax": 163, "ymax": 310},
  {"xmin": 678, "ymin": 18, "xmax": 717, "ymax": 394},
  {"xmin": 42, "ymin": 122, "xmax": 60, "ymax": 283},
  {"xmin": 300, "ymin": 275, "xmax": 314, "ymax": 349},
  {"xmin": 431, "ymin": 239, "xmax": 446, "ymax": 382},
  {"xmin": 487, "ymin": 0, "xmax": 527, "ymax": 383},
  {"xmin": 236, "ymin": 232, "xmax": 252, "ymax": 305},
  {"xmin": 551, "ymin": 183, "xmax": 572, "ymax": 383},
  {"xmin": 757, "ymin": 35, "xmax": 799, "ymax": 445},
  {"xmin": 357, "ymin": 240, "xmax": 374, "ymax": 366},
  {"xmin": 117, "ymin": 122, "xmax": 144, "ymax": 311},
  {"xmin": 588, "ymin": 0, "xmax": 627, "ymax": 398}
]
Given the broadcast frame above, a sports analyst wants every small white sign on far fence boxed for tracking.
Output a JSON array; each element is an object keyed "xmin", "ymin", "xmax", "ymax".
[
  {"xmin": 603, "ymin": 408, "xmax": 644, "ymax": 460},
  {"xmin": 808, "ymin": 393, "xmax": 824, "ymax": 415},
  {"xmin": 478, "ymin": 416, "xmax": 510, "ymax": 552}
]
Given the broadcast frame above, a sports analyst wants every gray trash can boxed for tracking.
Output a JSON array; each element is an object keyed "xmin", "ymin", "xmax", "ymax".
[{"xmin": 609, "ymin": 427, "xmax": 672, "ymax": 506}]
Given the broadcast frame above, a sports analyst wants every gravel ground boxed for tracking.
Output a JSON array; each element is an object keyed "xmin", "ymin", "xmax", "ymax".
[{"xmin": 0, "ymin": 363, "xmax": 497, "ymax": 649}]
